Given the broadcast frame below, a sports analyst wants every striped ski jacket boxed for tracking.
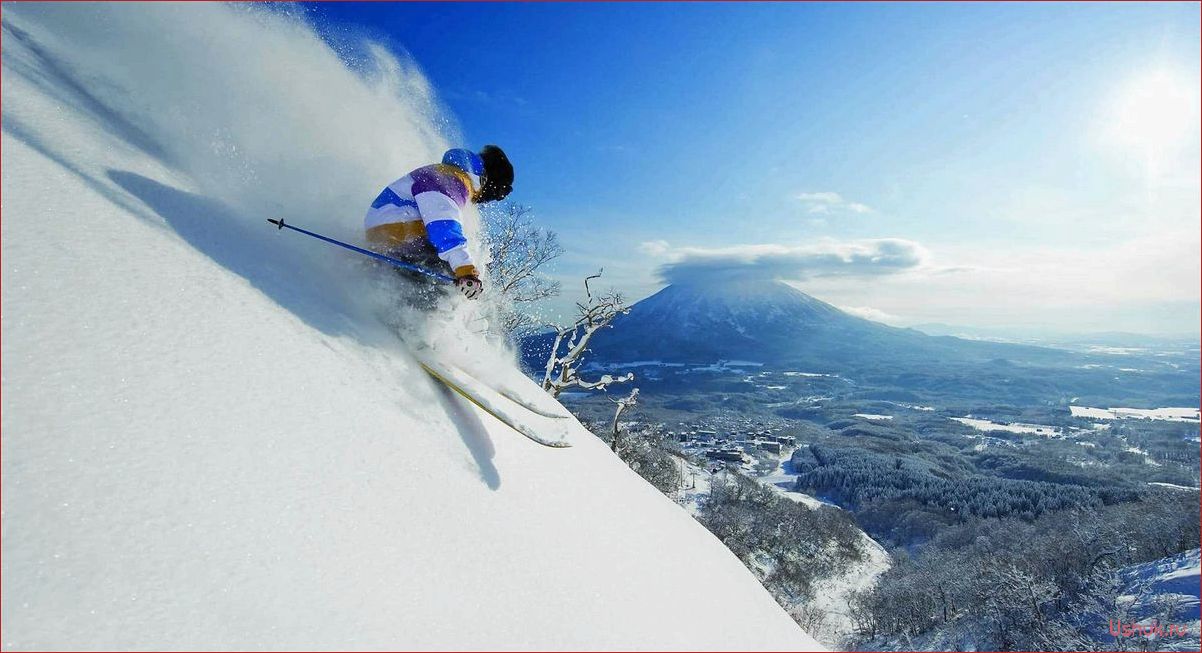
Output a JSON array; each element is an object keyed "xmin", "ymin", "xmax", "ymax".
[{"xmin": 364, "ymin": 162, "xmax": 478, "ymax": 279}]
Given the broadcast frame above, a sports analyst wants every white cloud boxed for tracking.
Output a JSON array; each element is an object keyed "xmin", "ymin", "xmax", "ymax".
[
  {"xmin": 795, "ymin": 191, "xmax": 873, "ymax": 215},
  {"xmin": 798, "ymin": 227, "xmax": 1201, "ymax": 335},
  {"xmin": 838, "ymin": 305, "xmax": 905, "ymax": 325},
  {"xmin": 652, "ymin": 238, "xmax": 930, "ymax": 284},
  {"xmin": 638, "ymin": 239, "xmax": 671, "ymax": 256}
]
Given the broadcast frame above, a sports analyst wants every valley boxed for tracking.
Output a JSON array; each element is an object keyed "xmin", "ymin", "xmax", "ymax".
[{"xmin": 522, "ymin": 277, "xmax": 1200, "ymax": 649}]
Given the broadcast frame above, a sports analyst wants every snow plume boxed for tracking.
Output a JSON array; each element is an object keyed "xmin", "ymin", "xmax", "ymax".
[
  {"xmin": 652, "ymin": 238, "xmax": 929, "ymax": 285},
  {"xmin": 3, "ymin": 2, "xmax": 451, "ymax": 218},
  {"xmin": 1, "ymin": 2, "xmax": 489, "ymax": 339}
]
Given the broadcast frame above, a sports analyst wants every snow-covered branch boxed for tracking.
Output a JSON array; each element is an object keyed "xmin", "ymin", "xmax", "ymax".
[
  {"xmin": 540, "ymin": 269, "xmax": 634, "ymax": 398},
  {"xmin": 609, "ymin": 388, "xmax": 639, "ymax": 452}
]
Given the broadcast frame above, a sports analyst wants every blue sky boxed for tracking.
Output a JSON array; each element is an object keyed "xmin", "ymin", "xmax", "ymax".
[{"xmin": 307, "ymin": 2, "xmax": 1200, "ymax": 335}]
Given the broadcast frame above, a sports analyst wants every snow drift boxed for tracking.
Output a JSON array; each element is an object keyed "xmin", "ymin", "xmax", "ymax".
[
  {"xmin": 1107, "ymin": 548, "xmax": 1200, "ymax": 652},
  {"xmin": 0, "ymin": 3, "xmax": 818, "ymax": 650}
]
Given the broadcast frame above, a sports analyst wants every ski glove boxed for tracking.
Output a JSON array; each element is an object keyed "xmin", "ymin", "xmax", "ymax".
[{"xmin": 455, "ymin": 275, "xmax": 483, "ymax": 300}]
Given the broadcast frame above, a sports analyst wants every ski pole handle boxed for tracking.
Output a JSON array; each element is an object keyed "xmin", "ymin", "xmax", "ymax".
[{"xmin": 267, "ymin": 218, "xmax": 455, "ymax": 283}]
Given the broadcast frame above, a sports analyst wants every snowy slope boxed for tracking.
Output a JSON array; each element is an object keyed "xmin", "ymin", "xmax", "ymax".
[
  {"xmin": 1106, "ymin": 548, "xmax": 1201, "ymax": 651},
  {"xmin": 0, "ymin": 4, "xmax": 819, "ymax": 650}
]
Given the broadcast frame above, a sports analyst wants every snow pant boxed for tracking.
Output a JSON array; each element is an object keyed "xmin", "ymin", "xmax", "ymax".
[{"xmin": 384, "ymin": 240, "xmax": 454, "ymax": 311}]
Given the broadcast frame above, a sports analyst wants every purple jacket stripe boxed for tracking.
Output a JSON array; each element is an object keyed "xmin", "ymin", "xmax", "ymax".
[{"xmin": 409, "ymin": 165, "xmax": 469, "ymax": 206}]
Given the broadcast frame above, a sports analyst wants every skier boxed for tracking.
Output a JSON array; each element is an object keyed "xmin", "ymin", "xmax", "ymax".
[{"xmin": 364, "ymin": 145, "xmax": 514, "ymax": 302}]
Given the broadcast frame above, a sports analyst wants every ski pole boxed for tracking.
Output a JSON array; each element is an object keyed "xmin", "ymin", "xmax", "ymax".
[{"xmin": 267, "ymin": 218, "xmax": 455, "ymax": 283}]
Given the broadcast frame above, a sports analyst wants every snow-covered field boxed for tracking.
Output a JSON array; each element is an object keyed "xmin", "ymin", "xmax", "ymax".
[
  {"xmin": 1087, "ymin": 346, "xmax": 1150, "ymax": 355},
  {"xmin": 688, "ymin": 360, "xmax": 764, "ymax": 373},
  {"xmin": 852, "ymin": 413, "xmax": 893, "ymax": 421},
  {"xmin": 1070, "ymin": 406, "xmax": 1201, "ymax": 423},
  {"xmin": 1148, "ymin": 482, "xmax": 1202, "ymax": 491},
  {"xmin": 0, "ymin": 5, "xmax": 819, "ymax": 650},
  {"xmin": 756, "ymin": 457, "xmax": 838, "ymax": 510},
  {"xmin": 584, "ymin": 359, "xmax": 685, "ymax": 371},
  {"xmin": 951, "ymin": 417, "xmax": 1060, "ymax": 436},
  {"xmin": 898, "ymin": 403, "xmax": 935, "ymax": 411}
]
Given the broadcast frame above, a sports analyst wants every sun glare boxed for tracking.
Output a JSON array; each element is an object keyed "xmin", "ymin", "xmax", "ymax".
[{"xmin": 1104, "ymin": 68, "xmax": 1200, "ymax": 157}]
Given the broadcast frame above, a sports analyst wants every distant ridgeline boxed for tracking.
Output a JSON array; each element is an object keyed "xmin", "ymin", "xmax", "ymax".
[{"xmin": 520, "ymin": 280, "xmax": 1200, "ymax": 406}]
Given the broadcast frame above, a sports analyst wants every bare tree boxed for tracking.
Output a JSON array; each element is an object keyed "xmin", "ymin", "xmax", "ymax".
[
  {"xmin": 541, "ymin": 270, "xmax": 633, "ymax": 398},
  {"xmin": 609, "ymin": 387, "xmax": 639, "ymax": 452},
  {"xmin": 484, "ymin": 203, "xmax": 564, "ymax": 334}
]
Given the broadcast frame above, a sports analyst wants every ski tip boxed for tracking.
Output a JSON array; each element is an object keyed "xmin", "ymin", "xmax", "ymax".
[{"xmin": 268, "ymin": 218, "xmax": 285, "ymax": 230}]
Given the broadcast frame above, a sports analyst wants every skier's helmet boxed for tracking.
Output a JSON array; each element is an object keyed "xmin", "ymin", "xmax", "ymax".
[
  {"xmin": 442, "ymin": 148, "xmax": 485, "ymax": 177},
  {"xmin": 476, "ymin": 144, "xmax": 514, "ymax": 203}
]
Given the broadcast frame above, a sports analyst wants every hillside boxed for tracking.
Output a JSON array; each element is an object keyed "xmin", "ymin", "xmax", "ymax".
[
  {"xmin": 1105, "ymin": 547, "xmax": 1200, "ymax": 651},
  {"xmin": 0, "ymin": 4, "xmax": 820, "ymax": 650}
]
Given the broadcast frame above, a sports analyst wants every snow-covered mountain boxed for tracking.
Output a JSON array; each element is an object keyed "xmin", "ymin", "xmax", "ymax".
[
  {"xmin": 587, "ymin": 278, "xmax": 1057, "ymax": 367},
  {"xmin": 619, "ymin": 279, "xmax": 862, "ymax": 342},
  {"xmin": 0, "ymin": 5, "xmax": 820, "ymax": 649}
]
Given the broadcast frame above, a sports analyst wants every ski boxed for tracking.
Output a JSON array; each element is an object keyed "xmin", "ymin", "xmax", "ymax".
[
  {"xmin": 406, "ymin": 342, "xmax": 573, "ymax": 420},
  {"xmin": 415, "ymin": 352, "xmax": 573, "ymax": 448},
  {"xmin": 494, "ymin": 387, "xmax": 573, "ymax": 420}
]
